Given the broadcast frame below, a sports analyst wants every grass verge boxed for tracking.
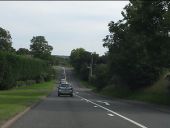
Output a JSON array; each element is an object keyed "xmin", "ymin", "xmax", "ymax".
[
  {"xmin": 79, "ymin": 77, "xmax": 170, "ymax": 106},
  {"xmin": 99, "ymin": 81, "xmax": 170, "ymax": 106},
  {"xmin": 79, "ymin": 80, "xmax": 96, "ymax": 90},
  {"xmin": 0, "ymin": 81, "xmax": 55, "ymax": 125}
]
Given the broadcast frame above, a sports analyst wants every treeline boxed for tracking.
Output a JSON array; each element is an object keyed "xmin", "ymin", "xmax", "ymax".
[
  {"xmin": 70, "ymin": 1, "xmax": 170, "ymax": 91},
  {"xmin": 0, "ymin": 27, "xmax": 55, "ymax": 90},
  {"xmin": 70, "ymin": 48, "xmax": 108, "ymax": 90}
]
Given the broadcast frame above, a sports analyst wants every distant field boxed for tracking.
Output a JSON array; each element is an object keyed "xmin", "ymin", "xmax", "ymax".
[{"xmin": 0, "ymin": 81, "xmax": 55, "ymax": 126}]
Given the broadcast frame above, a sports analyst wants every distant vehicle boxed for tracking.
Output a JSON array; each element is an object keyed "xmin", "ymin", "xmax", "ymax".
[
  {"xmin": 58, "ymin": 83, "xmax": 73, "ymax": 97},
  {"xmin": 59, "ymin": 78, "xmax": 67, "ymax": 84}
]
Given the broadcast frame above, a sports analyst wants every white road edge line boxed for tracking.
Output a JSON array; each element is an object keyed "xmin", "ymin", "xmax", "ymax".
[{"xmin": 75, "ymin": 94, "xmax": 148, "ymax": 128}]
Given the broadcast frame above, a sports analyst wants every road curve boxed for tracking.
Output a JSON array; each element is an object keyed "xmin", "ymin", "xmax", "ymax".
[{"xmin": 10, "ymin": 67, "xmax": 170, "ymax": 128}]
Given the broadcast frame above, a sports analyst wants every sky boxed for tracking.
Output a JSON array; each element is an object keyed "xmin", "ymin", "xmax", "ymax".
[{"xmin": 0, "ymin": 1, "xmax": 129, "ymax": 56}]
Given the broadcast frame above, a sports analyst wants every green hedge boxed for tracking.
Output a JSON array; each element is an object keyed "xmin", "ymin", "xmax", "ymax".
[{"xmin": 0, "ymin": 52, "xmax": 51, "ymax": 90}]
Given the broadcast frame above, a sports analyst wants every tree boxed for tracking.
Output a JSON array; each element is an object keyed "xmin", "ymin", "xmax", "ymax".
[
  {"xmin": 103, "ymin": 0, "xmax": 170, "ymax": 89},
  {"xmin": 0, "ymin": 27, "xmax": 13, "ymax": 52},
  {"xmin": 70, "ymin": 48, "xmax": 103, "ymax": 82},
  {"xmin": 16, "ymin": 48, "xmax": 30, "ymax": 55},
  {"xmin": 93, "ymin": 64, "xmax": 108, "ymax": 90},
  {"xmin": 30, "ymin": 36, "xmax": 53, "ymax": 60},
  {"xmin": 70, "ymin": 48, "xmax": 91, "ymax": 80}
]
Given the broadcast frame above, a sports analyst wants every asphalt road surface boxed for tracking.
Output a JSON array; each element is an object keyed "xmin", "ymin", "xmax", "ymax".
[{"xmin": 10, "ymin": 67, "xmax": 170, "ymax": 128}]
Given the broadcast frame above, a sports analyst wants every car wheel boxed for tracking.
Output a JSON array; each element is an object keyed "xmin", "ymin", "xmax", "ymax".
[
  {"xmin": 70, "ymin": 94, "xmax": 73, "ymax": 97},
  {"xmin": 58, "ymin": 93, "xmax": 60, "ymax": 97}
]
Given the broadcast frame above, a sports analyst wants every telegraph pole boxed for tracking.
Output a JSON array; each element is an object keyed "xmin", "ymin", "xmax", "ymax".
[
  {"xmin": 90, "ymin": 52, "xmax": 93, "ymax": 77},
  {"xmin": 88, "ymin": 52, "xmax": 93, "ymax": 81}
]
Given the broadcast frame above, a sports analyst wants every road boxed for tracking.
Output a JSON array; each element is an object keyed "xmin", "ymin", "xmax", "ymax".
[{"xmin": 10, "ymin": 67, "xmax": 170, "ymax": 128}]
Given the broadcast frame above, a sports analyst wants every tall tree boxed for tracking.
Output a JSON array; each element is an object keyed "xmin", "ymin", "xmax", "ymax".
[
  {"xmin": 70, "ymin": 48, "xmax": 91, "ymax": 80},
  {"xmin": 30, "ymin": 36, "xmax": 53, "ymax": 60},
  {"xmin": 0, "ymin": 27, "xmax": 13, "ymax": 52},
  {"xmin": 103, "ymin": 0, "xmax": 170, "ymax": 89}
]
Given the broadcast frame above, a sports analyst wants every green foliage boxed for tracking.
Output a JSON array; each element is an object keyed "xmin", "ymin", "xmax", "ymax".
[
  {"xmin": 0, "ymin": 52, "xmax": 51, "ymax": 90},
  {"xmin": 50, "ymin": 55, "xmax": 59, "ymax": 65},
  {"xmin": 70, "ymin": 48, "xmax": 101, "ymax": 81},
  {"xmin": 70, "ymin": 48, "xmax": 108, "ymax": 90},
  {"xmin": 16, "ymin": 48, "xmax": 30, "ymax": 55},
  {"xmin": 0, "ymin": 27, "xmax": 14, "ymax": 52},
  {"xmin": 30, "ymin": 36, "xmax": 53, "ymax": 60},
  {"xmin": 70, "ymin": 48, "xmax": 91, "ymax": 80},
  {"xmin": 103, "ymin": 0, "xmax": 170, "ymax": 89},
  {"xmin": 92, "ymin": 64, "xmax": 108, "ymax": 90},
  {"xmin": 100, "ymin": 73, "xmax": 170, "ymax": 105}
]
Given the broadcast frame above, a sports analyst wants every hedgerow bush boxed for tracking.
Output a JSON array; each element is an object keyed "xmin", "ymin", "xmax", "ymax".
[{"xmin": 0, "ymin": 52, "xmax": 51, "ymax": 90}]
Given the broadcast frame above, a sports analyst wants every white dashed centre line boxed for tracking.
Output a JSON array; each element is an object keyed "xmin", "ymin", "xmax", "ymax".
[
  {"xmin": 107, "ymin": 113, "xmax": 114, "ymax": 117},
  {"xmin": 97, "ymin": 100, "xmax": 110, "ymax": 106}
]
